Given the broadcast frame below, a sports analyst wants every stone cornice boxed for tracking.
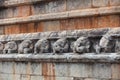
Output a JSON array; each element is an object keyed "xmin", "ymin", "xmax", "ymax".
[
  {"xmin": 0, "ymin": 6, "xmax": 119, "ymax": 26},
  {"xmin": 0, "ymin": 28, "xmax": 120, "ymax": 63},
  {"xmin": 0, "ymin": 53, "xmax": 119, "ymax": 63},
  {"xmin": 0, "ymin": 28, "xmax": 109, "ymax": 41}
]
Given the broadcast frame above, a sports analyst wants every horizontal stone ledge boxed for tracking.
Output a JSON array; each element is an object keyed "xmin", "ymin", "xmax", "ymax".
[
  {"xmin": 0, "ymin": 0, "xmax": 49, "ymax": 7},
  {"xmin": 0, "ymin": 6, "xmax": 119, "ymax": 26},
  {"xmin": 0, "ymin": 28, "xmax": 109, "ymax": 41},
  {"xmin": 0, "ymin": 53, "xmax": 120, "ymax": 63}
]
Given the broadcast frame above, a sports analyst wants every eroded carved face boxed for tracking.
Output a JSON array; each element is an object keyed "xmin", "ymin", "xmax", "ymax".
[
  {"xmin": 53, "ymin": 38, "xmax": 68, "ymax": 53},
  {"xmin": 34, "ymin": 38, "xmax": 50, "ymax": 53},
  {"xmin": 5, "ymin": 41, "xmax": 17, "ymax": 50},
  {"xmin": 21, "ymin": 40, "xmax": 32, "ymax": 48},
  {"xmin": 18, "ymin": 40, "xmax": 33, "ymax": 54},
  {"xmin": 74, "ymin": 37, "xmax": 90, "ymax": 53},
  {"xmin": 40, "ymin": 39, "xmax": 49, "ymax": 48}
]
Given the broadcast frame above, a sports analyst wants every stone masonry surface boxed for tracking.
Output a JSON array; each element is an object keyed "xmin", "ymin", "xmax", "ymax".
[{"xmin": 0, "ymin": 28, "xmax": 120, "ymax": 80}]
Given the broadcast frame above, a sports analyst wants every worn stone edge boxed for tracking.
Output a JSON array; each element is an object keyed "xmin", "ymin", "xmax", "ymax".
[
  {"xmin": 0, "ymin": 53, "xmax": 120, "ymax": 63},
  {"xmin": 0, "ymin": 28, "xmax": 110, "ymax": 41},
  {"xmin": 0, "ymin": 6, "xmax": 119, "ymax": 26},
  {"xmin": 0, "ymin": 0, "xmax": 50, "ymax": 7}
]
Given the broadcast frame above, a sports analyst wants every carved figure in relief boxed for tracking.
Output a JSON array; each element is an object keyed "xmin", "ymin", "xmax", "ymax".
[
  {"xmin": 34, "ymin": 38, "xmax": 50, "ymax": 54},
  {"xmin": 53, "ymin": 38, "xmax": 69, "ymax": 54},
  {"xmin": 93, "ymin": 41, "xmax": 101, "ymax": 54},
  {"xmin": 73, "ymin": 37, "xmax": 90, "ymax": 54},
  {"xmin": 99, "ymin": 36, "xmax": 114, "ymax": 52},
  {"xmin": 18, "ymin": 40, "xmax": 33, "ymax": 54},
  {"xmin": 99, "ymin": 28, "xmax": 119, "ymax": 53},
  {"xmin": 3, "ymin": 41, "xmax": 17, "ymax": 54},
  {"xmin": 0, "ymin": 42, "xmax": 4, "ymax": 53},
  {"xmin": 115, "ymin": 40, "xmax": 120, "ymax": 53}
]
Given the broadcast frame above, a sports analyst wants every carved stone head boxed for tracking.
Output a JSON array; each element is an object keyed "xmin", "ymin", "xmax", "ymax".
[
  {"xmin": 99, "ymin": 36, "xmax": 115, "ymax": 52},
  {"xmin": 34, "ymin": 38, "xmax": 50, "ymax": 54},
  {"xmin": 73, "ymin": 37, "xmax": 90, "ymax": 54},
  {"xmin": 53, "ymin": 38, "xmax": 69, "ymax": 54},
  {"xmin": 18, "ymin": 40, "xmax": 33, "ymax": 54},
  {"xmin": 3, "ymin": 41, "xmax": 17, "ymax": 54},
  {"xmin": 5, "ymin": 41, "xmax": 17, "ymax": 49}
]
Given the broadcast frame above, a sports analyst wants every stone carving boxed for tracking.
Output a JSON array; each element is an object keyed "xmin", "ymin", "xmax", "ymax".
[
  {"xmin": 0, "ymin": 28, "xmax": 120, "ymax": 54},
  {"xmin": 99, "ymin": 36, "xmax": 114, "ymax": 53},
  {"xmin": 53, "ymin": 38, "xmax": 69, "ymax": 54},
  {"xmin": 115, "ymin": 40, "xmax": 120, "ymax": 53},
  {"xmin": 99, "ymin": 28, "xmax": 120, "ymax": 53},
  {"xmin": 3, "ymin": 41, "xmax": 17, "ymax": 54},
  {"xmin": 70, "ymin": 41, "xmax": 75, "ymax": 52},
  {"xmin": 93, "ymin": 43, "xmax": 101, "ymax": 54},
  {"xmin": 18, "ymin": 40, "xmax": 33, "ymax": 54},
  {"xmin": 73, "ymin": 37, "xmax": 90, "ymax": 54},
  {"xmin": 0, "ymin": 42, "xmax": 4, "ymax": 53},
  {"xmin": 34, "ymin": 38, "xmax": 50, "ymax": 54}
]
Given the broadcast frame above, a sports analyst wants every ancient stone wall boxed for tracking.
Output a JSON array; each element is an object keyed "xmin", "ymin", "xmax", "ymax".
[
  {"xmin": 0, "ymin": 0, "xmax": 119, "ymax": 34},
  {"xmin": 0, "ymin": 0, "xmax": 120, "ymax": 80},
  {"xmin": 0, "ymin": 28, "xmax": 120, "ymax": 80}
]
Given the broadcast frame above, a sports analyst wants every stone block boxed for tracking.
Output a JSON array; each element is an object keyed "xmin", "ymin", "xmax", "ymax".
[
  {"xmin": 73, "ymin": 77, "xmax": 84, "ymax": 80},
  {"xmin": 42, "ymin": 21, "xmax": 60, "ymax": 31},
  {"xmin": 110, "ymin": 0, "xmax": 120, "ymax": 6},
  {"xmin": 0, "ymin": 62, "xmax": 14, "ymax": 74},
  {"xmin": 17, "ymin": 5, "xmax": 31, "ymax": 17},
  {"xmin": 111, "ymin": 64, "xmax": 120, "ymax": 79},
  {"xmin": 13, "ymin": 74, "xmax": 21, "ymax": 80},
  {"xmin": 31, "ymin": 76, "xmax": 73, "ymax": 80},
  {"xmin": 0, "ymin": 26, "xmax": 4, "ymax": 35},
  {"xmin": 32, "ymin": 0, "xmax": 66, "ymax": 14},
  {"xmin": 109, "ymin": 15, "xmax": 120, "ymax": 27},
  {"xmin": 84, "ymin": 78, "xmax": 99, "ymax": 80},
  {"xmin": 30, "ymin": 62, "xmax": 42, "ymax": 75},
  {"xmin": 55, "ymin": 77, "xmax": 73, "ymax": 80},
  {"xmin": 45, "ymin": 0, "xmax": 66, "ymax": 13},
  {"xmin": 32, "ymin": 2, "xmax": 46, "ymax": 15},
  {"xmin": 92, "ymin": 63, "xmax": 111, "ymax": 79},
  {"xmin": 0, "ymin": 9, "xmax": 6, "ymax": 19},
  {"xmin": 21, "ymin": 74, "xmax": 30, "ymax": 80},
  {"xmin": 98, "ymin": 15, "xmax": 110, "ymax": 28},
  {"xmin": 66, "ymin": 0, "xmax": 92, "ymax": 10},
  {"xmin": 54, "ymin": 63, "xmax": 70, "ymax": 77},
  {"xmin": 92, "ymin": 0, "xmax": 109, "ymax": 7},
  {"xmin": 69, "ymin": 63, "xmax": 93, "ymax": 77},
  {"xmin": 30, "ymin": 76, "xmax": 43, "ymax": 80},
  {"xmin": 0, "ymin": 74, "xmax": 20, "ymax": 80},
  {"xmin": 6, "ymin": 8, "xmax": 13, "ymax": 18},
  {"xmin": 12, "ymin": 7, "xmax": 19, "ymax": 17},
  {"xmin": 42, "ymin": 63, "xmax": 56, "ymax": 76},
  {"xmin": 14, "ymin": 62, "xmax": 28, "ymax": 74}
]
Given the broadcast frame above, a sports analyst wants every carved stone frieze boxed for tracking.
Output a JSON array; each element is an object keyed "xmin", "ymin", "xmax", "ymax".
[{"xmin": 0, "ymin": 28, "xmax": 120, "ymax": 54}]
